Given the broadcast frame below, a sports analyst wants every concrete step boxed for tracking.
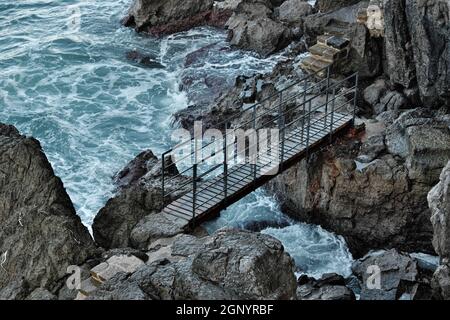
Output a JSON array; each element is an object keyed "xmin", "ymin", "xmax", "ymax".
[
  {"xmin": 309, "ymin": 43, "xmax": 342, "ymax": 63},
  {"xmin": 299, "ymin": 55, "xmax": 331, "ymax": 77},
  {"xmin": 90, "ymin": 254, "xmax": 145, "ymax": 284}
]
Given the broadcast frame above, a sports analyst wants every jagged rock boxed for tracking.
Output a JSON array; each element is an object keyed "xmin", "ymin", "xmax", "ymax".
[
  {"xmin": 373, "ymin": 90, "xmax": 407, "ymax": 115},
  {"xmin": 363, "ymin": 78, "xmax": 387, "ymax": 106},
  {"xmin": 352, "ymin": 249, "xmax": 419, "ymax": 300},
  {"xmin": 385, "ymin": 109, "xmax": 450, "ymax": 183},
  {"xmin": 92, "ymin": 150, "xmax": 190, "ymax": 249},
  {"xmin": 316, "ymin": 0, "xmax": 362, "ymax": 13},
  {"xmin": 125, "ymin": 50, "xmax": 165, "ymax": 69},
  {"xmin": 113, "ymin": 150, "xmax": 158, "ymax": 190},
  {"xmin": 88, "ymin": 230, "xmax": 298, "ymax": 300},
  {"xmin": 383, "ymin": 0, "xmax": 449, "ymax": 108},
  {"xmin": 428, "ymin": 161, "xmax": 450, "ymax": 299},
  {"xmin": 297, "ymin": 273, "xmax": 355, "ymax": 300},
  {"xmin": 26, "ymin": 288, "xmax": 57, "ymax": 301},
  {"xmin": 0, "ymin": 124, "xmax": 98, "ymax": 299},
  {"xmin": 429, "ymin": 161, "xmax": 450, "ymax": 259},
  {"xmin": 278, "ymin": 0, "xmax": 313, "ymax": 23},
  {"xmin": 432, "ymin": 263, "xmax": 450, "ymax": 299},
  {"xmin": 266, "ymin": 109, "xmax": 450, "ymax": 256},
  {"xmin": 226, "ymin": 1, "xmax": 294, "ymax": 57},
  {"xmin": 123, "ymin": 0, "xmax": 230, "ymax": 36}
]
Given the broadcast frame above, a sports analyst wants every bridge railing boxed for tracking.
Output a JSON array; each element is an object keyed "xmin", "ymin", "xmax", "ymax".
[{"xmin": 161, "ymin": 65, "xmax": 358, "ymax": 218}]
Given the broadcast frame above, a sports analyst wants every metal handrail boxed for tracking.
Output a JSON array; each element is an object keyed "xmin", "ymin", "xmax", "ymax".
[{"xmin": 161, "ymin": 66, "xmax": 359, "ymax": 218}]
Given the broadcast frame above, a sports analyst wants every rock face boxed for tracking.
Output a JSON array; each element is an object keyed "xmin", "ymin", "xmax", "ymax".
[
  {"xmin": 0, "ymin": 124, "xmax": 97, "ymax": 299},
  {"xmin": 123, "ymin": 0, "xmax": 230, "ymax": 35},
  {"xmin": 93, "ymin": 150, "xmax": 189, "ymax": 249},
  {"xmin": 316, "ymin": 0, "xmax": 362, "ymax": 13},
  {"xmin": 88, "ymin": 230, "xmax": 298, "ymax": 300},
  {"xmin": 428, "ymin": 161, "xmax": 450, "ymax": 299},
  {"xmin": 226, "ymin": 1, "xmax": 294, "ymax": 57},
  {"xmin": 278, "ymin": 0, "xmax": 313, "ymax": 23},
  {"xmin": 297, "ymin": 273, "xmax": 355, "ymax": 300},
  {"xmin": 383, "ymin": 0, "xmax": 449, "ymax": 108},
  {"xmin": 352, "ymin": 249, "xmax": 434, "ymax": 300},
  {"xmin": 429, "ymin": 160, "xmax": 450, "ymax": 259},
  {"xmin": 266, "ymin": 109, "xmax": 450, "ymax": 256}
]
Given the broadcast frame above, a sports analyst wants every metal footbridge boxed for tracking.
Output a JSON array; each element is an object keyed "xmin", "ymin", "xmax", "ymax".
[{"xmin": 160, "ymin": 67, "xmax": 358, "ymax": 229}]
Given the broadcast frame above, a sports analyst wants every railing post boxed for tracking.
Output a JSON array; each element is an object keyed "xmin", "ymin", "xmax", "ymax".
[
  {"xmin": 353, "ymin": 73, "xmax": 359, "ymax": 126},
  {"xmin": 306, "ymin": 100, "xmax": 311, "ymax": 158},
  {"xmin": 161, "ymin": 153, "xmax": 165, "ymax": 210},
  {"xmin": 192, "ymin": 163, "xmax": 197, "ymax": 219},
  {"xmin": 301, "ymin": 79, "xmax": 307, "ymax": 145},
  {"xmin": 278, "ymin": 92, "xmax": 285, "ymax": 171},
  {"xmin": 252, "ymin": 106, "xmax": 257, "ymax": 182},
  {"xmin": 330, "ymin": 88, "xmax": 336, "ymax": 143},
  {"xmin": 223, "ymin": 131, "xmax": 228, "ymax": 199},
  {"xmin": 324, "ymin": 65, "xmax": 331, "ymax": 128}
]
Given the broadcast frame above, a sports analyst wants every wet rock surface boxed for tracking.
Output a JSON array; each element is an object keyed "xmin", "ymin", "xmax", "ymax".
[
  {"xmin": 0, "ymin": 124, "xmax": 98, "ymax": 299},
  {"xmin": 122, "ymin": 0, "xmax": 230, "ymax": 36}
]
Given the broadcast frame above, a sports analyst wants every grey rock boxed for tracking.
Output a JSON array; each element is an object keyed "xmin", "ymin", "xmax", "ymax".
[
  {"xmin": 89, "ymin": 229, "xmax": 298, "ymax": 300},
  {"xmin": 266, "ymin": 109, "xmax": 450, "ymax": 256},
  {"xmin": 373, "ymin": 91, "xmax": 407, "ymax": 115},
  {"xmin": 429, "ymin": 161, "xmax": 450, "ymax": 259},
  {"xmin": 432, "ymin": 262, "xmax": 450, "ymax": 299},
  {"xmin": 26, "ymin": 288, "xmax": 57, "ymax": 301},
  {"xmin": 124, "ymin": 0, "xmax": 215, "ymax": 32},
  {"xmin": 278, "ymin": 0, "xmax": 313, "ymax": 23},
  {"xmin": 0, "ymin": 123, "xmax": 98, "ymax": 299},
  {"xmin": 316, "ymin": 0, "xmax": 362, "ymax": 12},
  {"xmin": 93, "ymin": 151, "xmax": 190, "ymax": 249},
  {"xmin": 383, "ymin": 0, "xmax": 449, "ymax": 108},
  {"xmin": 363, "ymin": 79, "xmax": 387, "ymax": 106},
  {"xmin": 226, "ymin": 1, "xmax": 294, "ymax": 57},
  {"xmin": 352, "ymin": 249, "xmax": 418, "ymax": 300},
  {"xmin": 297, "ymin": 273, "xmax": 355, "ymax": 300}
]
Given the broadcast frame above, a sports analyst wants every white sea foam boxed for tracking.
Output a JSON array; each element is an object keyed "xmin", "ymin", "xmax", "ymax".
[{"xmin": 0, "ymin": 0, "xmax": 355, "ymax": 278}]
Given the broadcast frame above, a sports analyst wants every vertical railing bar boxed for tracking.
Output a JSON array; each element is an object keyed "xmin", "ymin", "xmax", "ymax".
[
  {"xmin": 306, "ymin": 100, "xmax": 311, "ymax": 158},
  {"xmin": 252, "ymin": 105, "xmax": 257, "ymax": 182},
  {"xmin": 161, "ymin": 153, "xmax": 165, "ymax": 210},
  {"xmin": 223, "ymin": 125, "xmax": 228, "ymax": 200},
  {"xmin": 278, "ymin": 92, "xmax": 285, "ymax": 171},
  {"xmin": 301, "ymin": 78, "xmax": 307, "ymax": 146},
  {"xmin": 330, "ymin": 88, "xmax": 336, "ymax": 143},
  {"xmin": 324, "ymin": 65, "xmax": 330, "ymax": 128},
  {"xmin": 353, "ymin": 73, "xmax": 359, "ymax": 125}
]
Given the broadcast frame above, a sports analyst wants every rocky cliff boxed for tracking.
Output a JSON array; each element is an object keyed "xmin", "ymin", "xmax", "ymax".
[{"xmin": 0, "ymin": 124, "xmax": 98, "ymax": 299}]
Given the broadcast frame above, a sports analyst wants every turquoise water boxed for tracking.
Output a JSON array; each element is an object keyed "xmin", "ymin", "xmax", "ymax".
[{"xmin": 0, "ymin": 0, "xmax": 352, "ymax": 278}]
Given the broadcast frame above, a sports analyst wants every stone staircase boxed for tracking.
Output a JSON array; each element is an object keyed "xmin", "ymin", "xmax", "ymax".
[{"xmin": 300, "ymin": 34, "xmax": 351, "ymax": 77}]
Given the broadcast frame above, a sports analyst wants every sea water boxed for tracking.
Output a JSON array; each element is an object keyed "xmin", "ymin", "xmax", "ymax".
[{"xmin": 0, "ymin": 0, "xmax": 352, "ymax": 278}]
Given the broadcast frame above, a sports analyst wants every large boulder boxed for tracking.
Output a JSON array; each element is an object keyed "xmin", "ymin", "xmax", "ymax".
[
  {"xmin": 226, "ymin": 1, "xmax": 294, "ymax": 57},
  {"xmin": 278, "ymin": 0, "xmax": 314, "ymax": 23},
  {"xmin": 383, "ymin": 0, "xmax": 449, "ymax": 108},
  {"xmin": 297, "ymin": 273, "xmax": 355, "ymax": 300},
  {"xmin": 88, "ymin": 230, "xmax": 298, "ymax": 300},
  {"xmin": 122, "ymin": 0, "xmax": 230, "ymax": 35},
  {"xmin": 92, "ymin": 150, "xmax": 189, "ymax": 249},
  {"xmin": 0, "ymin": 124, "xmax": 98, "ymax": 299},
  {"xmin": 353, "ymin": 249, "xmax": 431, "ymax": 300},
  {"xmin": 266, "ymin": 109, "xmax": 450, "ymax": 256}
]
